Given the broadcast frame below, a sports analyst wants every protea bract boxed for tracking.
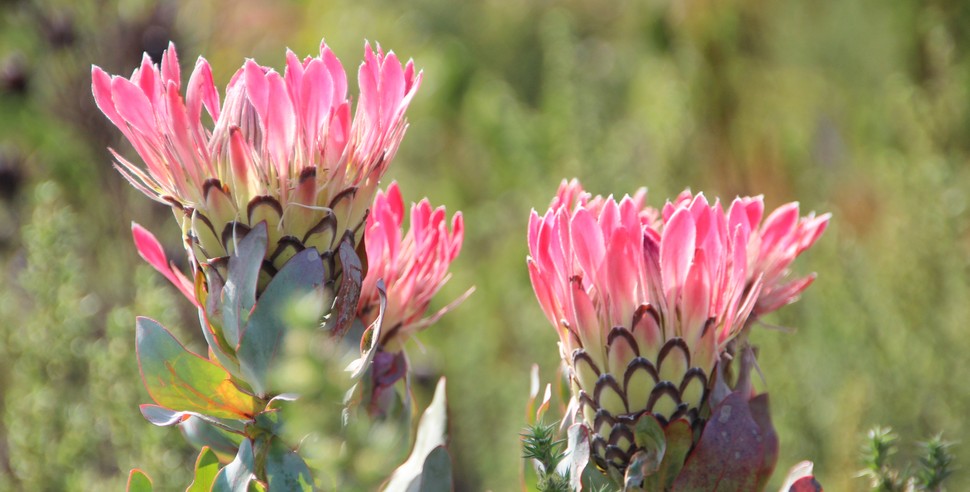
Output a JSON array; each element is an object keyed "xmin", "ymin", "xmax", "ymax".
[{"xmin": 356, "ymin": 182, "xmax": 468, "ymax": 417}]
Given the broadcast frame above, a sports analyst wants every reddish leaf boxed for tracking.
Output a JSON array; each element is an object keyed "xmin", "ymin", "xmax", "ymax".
[
  {"xmin": 327, "ymin": 232, "xmax": 362, "ymax": 339},
  {"xmin": 789, "ymin": 477, "xmax": 823, "ymax": 492},
  {"xmin": 749, "ymin": 394, "xmax": 779, "ymax": 490},
  {"xmin": 672, "ymin": 391, "xmax": 772, "ymax": 491}
]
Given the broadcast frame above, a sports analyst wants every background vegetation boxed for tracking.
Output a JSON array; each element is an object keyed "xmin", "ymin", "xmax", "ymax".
[{"xmin": 2, "ymin": 0, "xmax": 969, "ymax": 490}]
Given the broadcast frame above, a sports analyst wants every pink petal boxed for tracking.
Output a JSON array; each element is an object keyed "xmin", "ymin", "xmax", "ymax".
[
  {"xmin": 570, "ymin": 208, "xmax": 605, "ymax": 283},
  {"xmin": 135, "ymin": 54, "xmax": 157, "ymax": 107},
  {"xmin": 161, "ymin": 41, "xmax": 180, "ymax": 89},
  {"xmin": 570, "ymin": 277, "xmax": 601, "ymax": 351},
  {"xmin": 761, "ymin": 202, "xmax": 800, "ymax": 250},
  {"xmin": 186, "ymin": 57, "xmax": 220, "ymax": 123},
  {"xmin": 660, "ymin": 207, "xmax": 696, "ymax": 302},
  {"xmin": 681, "ymin": 248, "xmax": 710, "ymax": 345},
  {"xmin": 386, "ymin": 181, "xmax": 405, "ymax": 223},
  {"xmin": 320, "ymin": 42, "xmax": 347, "ymax": 106},
  {"xmin": 110, "ymin": 76, "xmax": 157, "ymax": 137},
  {"xmin": 243, "ymin": 60, "xmax": 270, "ymax": 121},
  {"xmin": 228, "ymin": 126, "xmax": 253, "ymax": 190},
  {"xmin": 300, "ymin": 58, "xmax": 334, "ymax": 149},
  {"xmin": 91, "ymin": 66, "xmax": 126, "ymax": 131},
  {"xmin": 264, "ymin": 71, "xmax": 296, "ymax": 174},
  {"xmin": 284, "ymin": 49, "xmax": 305, "ymax": 109},
  {"xmin": 379, "ymin": 51, "xmax": 405, "ymax": 128},
  {"xmin": 131, "ymin": 223, "xmax": 199, "ymax": 306},
  {"xmin": 528, "ymin": 259, "xmax": 560, "ymax": 328}
]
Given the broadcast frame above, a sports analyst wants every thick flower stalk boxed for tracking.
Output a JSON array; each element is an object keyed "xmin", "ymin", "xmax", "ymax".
[
  {"xmin": 527, "ymin": 180, "xmax": 762, "ymax": 475},
  {"xmin": 93, "ymin": 40, "xmax": 421, "ymax": 290},
  {"xmin": 358, "ymin": 181, "xmax": 465, "ymax": 353}
]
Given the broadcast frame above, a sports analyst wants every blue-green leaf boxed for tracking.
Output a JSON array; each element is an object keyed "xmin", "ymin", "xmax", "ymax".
[
  {"xmin": 181, "ymin": 416, "xmax": 244, "ymax": 460},
  {"xmin": 223, "ymin": 222, "xmax": 268, "ymax": 349},
  {"xmin": 202, "ymin": 271, "xmax": 241, "ymax": 376},
  {"xmin": 266, "ymin": 438, "xmax": 314, "ymax": 491},
  {"xmin": 419, "ymin": 446, "xmax": 453, "ymax": 492},
  {"xmin": 383, "ymin": 378, "xmax": 448, "ymax": 492},
  {"xmin": 211, "ymin": 439, "xmax": 255, "ymax": 492},
  {"xmin": 238, "ymin": 248, "xmax": 324, "ymax": 397}
]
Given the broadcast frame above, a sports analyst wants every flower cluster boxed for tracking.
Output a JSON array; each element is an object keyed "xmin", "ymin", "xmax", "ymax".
[
  {"xmin": 527, "ymin": 179, "xmax": 828, "ymax": 475},
  {"xmin": 98, "ymin": 38, "xmax": 469, "ymax": 431}
]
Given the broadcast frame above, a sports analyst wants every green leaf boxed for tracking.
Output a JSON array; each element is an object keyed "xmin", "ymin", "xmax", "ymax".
[
  {"xmin": 126, "ymin": 469, "xmax": 153, "ymax": 492},
  {"xmin": 223, "ymin": 222, "xmax": 268, "ymax": 349},
  {"xmin": 383, "ymin": 378, "xmax": 449, "ymax": 492},
  {"xmin": 641, "ymin": 419, "xmax": 692, "ymax": 491},
  {"xmin": 136, "ymin": 317, "xmax": 256, "ymax": 420},
  {"xmin": 418, "ymin": 446, "xmax": 453, "ymax": 492},
  {"xmin": 631, "ymin": 413, "xmax": 666, "ymax": 476},
  {"xmin": 186, "ymin": 447, "xmax": 220, "ymax": 492},
  {"xmin": 266, "ymin": 438, "xmax": 314, "ymax": 492},
  {"xmin": 211, "ymin": 439, "xmax": 256, "ymax": 492},
  {"xmin": 238, "ymin": 248, "xmax": 324, "ymax": 397}
]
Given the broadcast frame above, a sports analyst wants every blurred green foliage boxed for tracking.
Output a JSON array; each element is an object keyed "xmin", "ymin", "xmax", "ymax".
[{"xmin": 2, "ymin": 0, "xmax": 970, "ymax": 490}]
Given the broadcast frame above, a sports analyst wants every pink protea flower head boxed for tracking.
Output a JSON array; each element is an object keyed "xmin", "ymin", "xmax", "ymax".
[
  {"xmin": 93, "ymin": 40, "xmax": 421, "ymax": 288},
  {"xmin": 527, "ymin": 179, "xmax": 761, "ymax": 475},
  {"xmin": 666, "ymin": 191, "xmax": 830, "ymax": 317},
  {"xmin": 357, "ymin": 182, "xmax": 466, "ymax": 353}
]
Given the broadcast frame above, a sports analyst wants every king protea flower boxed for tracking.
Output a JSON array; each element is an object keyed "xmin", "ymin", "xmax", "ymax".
[
  {"xmin": 527, "ymin": 180, "xmax": 763, "ymax": 475},
  {"xmin": 93, "ymin": 40, "xmax": 421, "ymax": 290},
  {"xmin": 357, "ymin": 182, "xmax": 467, "ymax": 353}
]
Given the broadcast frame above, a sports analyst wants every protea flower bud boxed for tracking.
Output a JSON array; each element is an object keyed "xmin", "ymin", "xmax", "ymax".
[
  {"xmin": 356, "ymin": 182, "xmax": 467, "ymax": 417},
  {"xmin": 527, "ymin": 180, "xmax": 762, "ymax": 476},
  {"xmin": 357, "ymin": 181, "xmax": 466, "ymax": 353},
  {"xmin": 92, "ymin": 40, "xmax": 421, "ymax": 292}
]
